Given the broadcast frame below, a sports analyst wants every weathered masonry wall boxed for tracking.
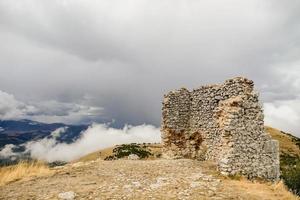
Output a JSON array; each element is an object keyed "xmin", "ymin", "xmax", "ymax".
[{"xmin": 161, "ymin": 77, "xmax": 280, "ymax": 181}]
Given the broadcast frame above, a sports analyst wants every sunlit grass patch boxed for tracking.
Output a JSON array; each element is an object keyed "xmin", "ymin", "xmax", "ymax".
[{"xmin": 0, "ymin": 161, "xmax": 53, "ymax": 186}]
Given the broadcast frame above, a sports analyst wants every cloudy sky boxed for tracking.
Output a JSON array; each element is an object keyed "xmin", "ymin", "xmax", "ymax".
[{"xmin": 0, "ymin": 0, "xmax": 299, "ymax": 135}]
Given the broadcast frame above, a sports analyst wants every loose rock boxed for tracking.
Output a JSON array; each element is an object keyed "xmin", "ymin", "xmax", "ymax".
[{"xmin": 58, "ymin": 191, "xmax": 76, "ymax": 200}]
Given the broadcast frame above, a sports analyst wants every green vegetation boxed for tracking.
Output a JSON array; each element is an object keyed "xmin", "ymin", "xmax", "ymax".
[
  {"xmin": 104, "ymin": 143, "xmax": 152, "ymax": 160},
  {"xmin": 47, "ymin": 161, "xmax": 67, "ymax": 168},
  {"xmin": 291, "ymin": 137, "xmax": 300, "ymax": 149},
  {"xmin": 280, "ymin": 153, "xmax": 300, "ymax": 195}
]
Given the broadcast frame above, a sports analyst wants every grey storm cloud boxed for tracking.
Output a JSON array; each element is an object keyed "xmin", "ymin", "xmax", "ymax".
[
  {"xmin": 0, "ymin": 0, "xmax": 299, "ymax": 135},
  {"xmin": 0, "ymin": 90, "xmax": 103, "ymax": 124}
]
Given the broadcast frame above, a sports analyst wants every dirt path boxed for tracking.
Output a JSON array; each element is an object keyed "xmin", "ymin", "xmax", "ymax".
[{"xmin": 0, "ymin": 159, "xmax": 295, "ymax": 200}]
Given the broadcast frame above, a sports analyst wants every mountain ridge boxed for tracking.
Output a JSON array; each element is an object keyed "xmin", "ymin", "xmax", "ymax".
[{"xmin": 0, "ymin": 119, "xmax": 89, "ymax": 149}]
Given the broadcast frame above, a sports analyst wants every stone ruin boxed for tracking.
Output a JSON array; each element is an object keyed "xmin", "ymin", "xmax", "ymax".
[{"xmin": 161, "ymin": 77, "xmax": 280, "ymax": 181}]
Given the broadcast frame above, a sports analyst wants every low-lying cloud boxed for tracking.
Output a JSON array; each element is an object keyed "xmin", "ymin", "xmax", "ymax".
[
  {"xmin": 0, "ymin": 144, "xmax": 18, "ymax": 158},
  {"xmin": 0, "ymin": 124, "xmax": 161, "ymax": 162}
]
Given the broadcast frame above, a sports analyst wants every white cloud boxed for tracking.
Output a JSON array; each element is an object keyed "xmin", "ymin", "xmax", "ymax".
[
  {"xmin": 264, "ymin": 100, "xmax": 300, "ymax": 137},
  {"xmin": 51, "ymin": 127, "xmax": 68, "ymax": 138},
  {"xmin": 0, "ymin": 144, "xmax": 17, "ymax": 158},
  {"xmin": 262, "ymin": 59, "xmax": 300, "ymax": 137},
  {"xmin": 24, "ymin": 123, "xmax": 161, "ymax": 162}
]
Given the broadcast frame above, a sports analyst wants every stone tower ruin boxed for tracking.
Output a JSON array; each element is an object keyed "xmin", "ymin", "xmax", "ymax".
[{"xmin": 161, "ymin": 77, "xmax": 280, "ymax": 181}]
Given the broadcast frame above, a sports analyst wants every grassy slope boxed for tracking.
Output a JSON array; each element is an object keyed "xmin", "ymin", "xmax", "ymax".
[{"xmin": 265, "ymin": 126, "xmax": 300, "ymax": 156}]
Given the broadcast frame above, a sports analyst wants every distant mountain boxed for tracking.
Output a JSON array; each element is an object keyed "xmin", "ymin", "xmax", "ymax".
[{"xmin": 0, "ymin": 119, "xmax": 89, "ymax": 149}]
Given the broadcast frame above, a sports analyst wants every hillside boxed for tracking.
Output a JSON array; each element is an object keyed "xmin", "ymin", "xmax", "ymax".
[
  {"xmin": 265, "ymin": 126, "xmax": 300, "ymax": 156},
  {"xmin": 0, "ymin": 127, "xmax": 299, "ymax": 199}
]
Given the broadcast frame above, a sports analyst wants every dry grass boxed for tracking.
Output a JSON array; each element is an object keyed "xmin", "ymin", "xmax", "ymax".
[
  {"xmin": 0, "ymin": 161, "xmax": 53, "ymax": 186},
  {"xmin": 271, "ymin": 181, "xmax": 300, "ymax": 200},
  {"xmin": 223, "ymin": 179, "xmax": 299, "ymax": 200},
  {"xmin": 265, "ymin": 126, "xmax": 300, "ymax": 156},
  {"xmin": 146, "ymin": 143, "xmax": 163, "ymax": 158}
]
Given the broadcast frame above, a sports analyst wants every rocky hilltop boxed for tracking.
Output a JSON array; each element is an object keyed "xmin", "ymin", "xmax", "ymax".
[{"xmin": 0, "ymin": 151, "xmax": 296, "ymax": 200}]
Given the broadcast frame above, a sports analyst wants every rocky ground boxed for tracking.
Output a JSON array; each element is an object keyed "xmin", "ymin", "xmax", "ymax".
[{"xmin": 0, "ymin": 159, "xmax": 296, "ymax": 200}]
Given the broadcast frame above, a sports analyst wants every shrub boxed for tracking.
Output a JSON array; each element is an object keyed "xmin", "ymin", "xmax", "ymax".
[
  {"xmin": 281, "ymin": 164, "xmax": 300, "ymax": 195},
  {"xmin": 47, "ymin": 161, "xmax": 67, "ymax": 168},
  {"xmin": 105, "ymin": 144, "xmax": 152, "ymax": 160}
]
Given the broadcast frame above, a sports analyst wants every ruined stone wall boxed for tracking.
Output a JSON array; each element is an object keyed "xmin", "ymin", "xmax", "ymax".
[{"xmin": 161, "ymin": 77, "xmax": 280, "ymax": 181}]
